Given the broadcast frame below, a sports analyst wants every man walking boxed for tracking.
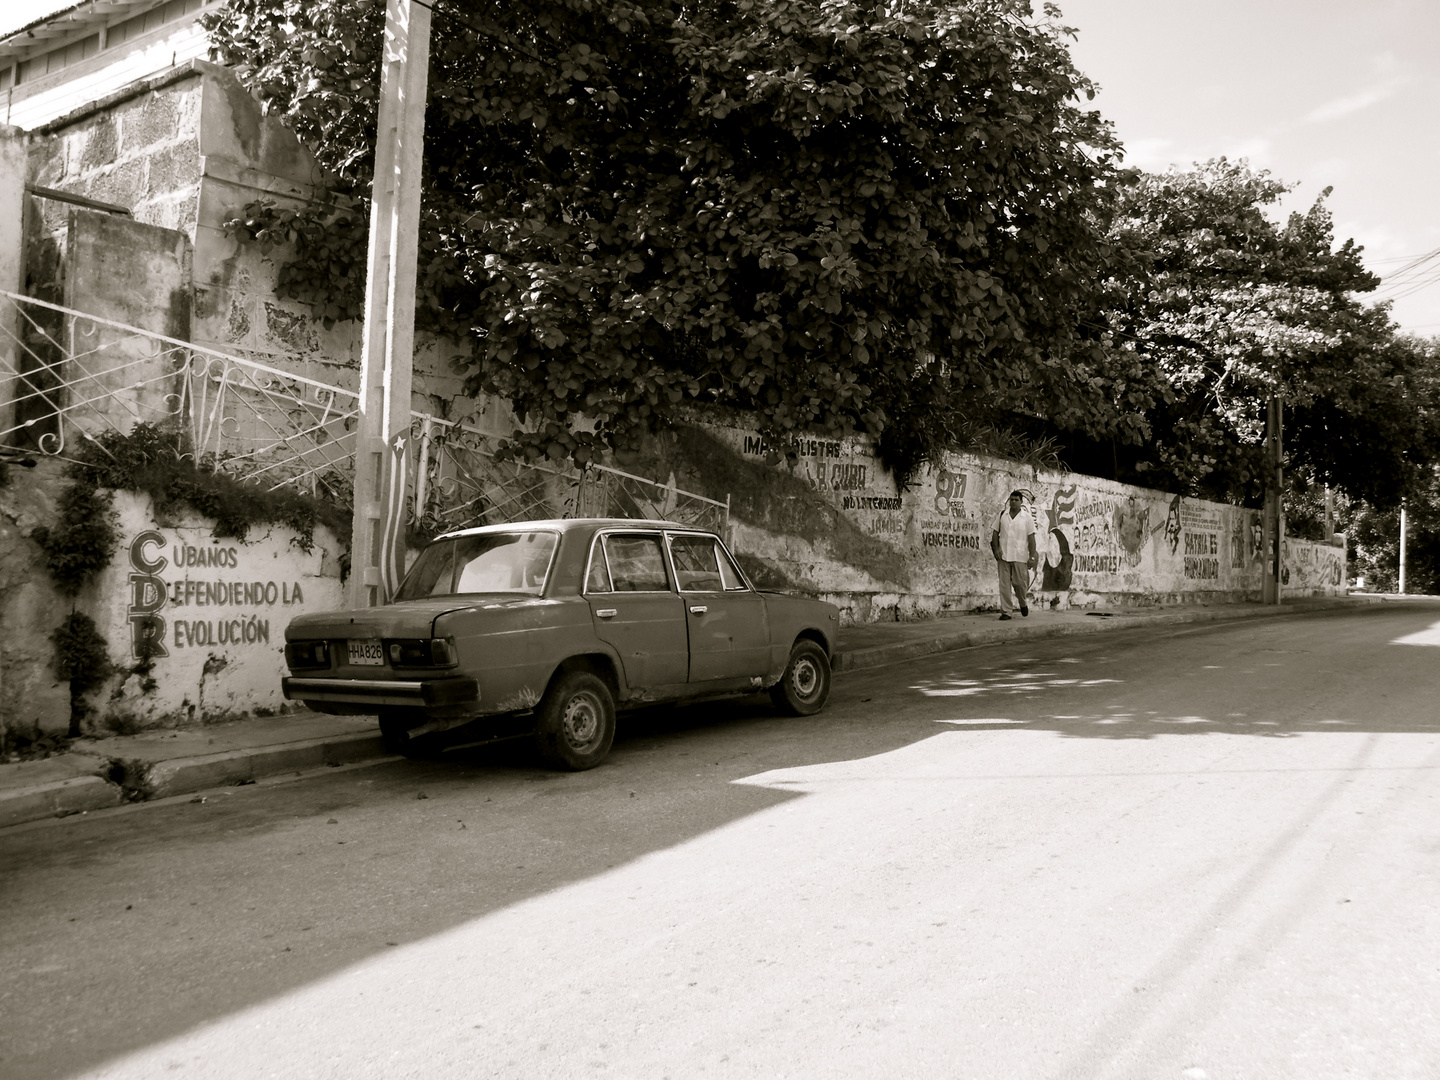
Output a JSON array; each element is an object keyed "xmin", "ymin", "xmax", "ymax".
[{"xmin": 990, "ymin": 490, "xmax": 1037, "ymax": 620}]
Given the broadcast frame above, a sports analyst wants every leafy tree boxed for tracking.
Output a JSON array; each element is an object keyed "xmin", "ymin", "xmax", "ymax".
[
  {"xmin": 207, "ymin": 0, "xmax": 1129, "ymax": 482},
  {"xmin": 1065, "ymin": 159, "xmax": 1431, "ymax": 508}
]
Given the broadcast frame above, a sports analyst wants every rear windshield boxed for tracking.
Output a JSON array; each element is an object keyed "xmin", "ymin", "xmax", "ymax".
[{"xmin": 395, "ymin": 531, "xmax": 558, "ymax": 600}]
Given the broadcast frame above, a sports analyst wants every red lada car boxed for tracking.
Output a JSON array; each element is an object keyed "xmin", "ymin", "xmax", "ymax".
[{"xmin": 282, "ymin": 519, "xmax": 840, "ymax": 769}]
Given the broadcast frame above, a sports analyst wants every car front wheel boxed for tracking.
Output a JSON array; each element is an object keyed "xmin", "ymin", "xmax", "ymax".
[
  {"xmin": 770, "ymin": 640, "xmax": 831, "ymax": 716},
  {"xmin": 533, "ymin": 670, "xmax": 616, "ymax": 770}
]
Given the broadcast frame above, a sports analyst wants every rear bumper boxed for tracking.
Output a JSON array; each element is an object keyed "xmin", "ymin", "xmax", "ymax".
[{"xmin": 282, "ymin": 676, "xmax": 479, "ymax": 708}]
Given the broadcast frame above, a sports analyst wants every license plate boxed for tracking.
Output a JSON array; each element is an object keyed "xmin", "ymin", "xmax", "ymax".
[{"xmin": 347, "ymin": 640, "xmax": 385, "ymax": 666}]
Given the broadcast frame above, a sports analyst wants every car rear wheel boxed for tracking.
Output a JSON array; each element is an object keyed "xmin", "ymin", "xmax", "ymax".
[
  {"xmin": 770, "ymin": 640, "xmax": 831, "ymax": 716},
  {"xmin": 533, "ymin": 671, "xmax": 616, "ymax": 771}
]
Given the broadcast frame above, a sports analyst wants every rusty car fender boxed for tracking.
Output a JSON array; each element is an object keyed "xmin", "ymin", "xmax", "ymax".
[
  {"xmin": 758, "ymin": 593, "xmax": 840, "ymax": 684},
  {"xmin": 434, "ymin": 597, "xmax": 632, "ymax": 716}
]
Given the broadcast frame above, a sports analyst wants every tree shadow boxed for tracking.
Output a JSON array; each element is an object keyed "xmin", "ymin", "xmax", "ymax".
[{"xmin": 899, "ymin": 608, "xmax": 1440, "ymax": 739}]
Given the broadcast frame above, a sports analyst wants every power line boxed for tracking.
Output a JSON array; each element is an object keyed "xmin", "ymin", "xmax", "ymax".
[
  {"xmin": 1375, "ymin": 246, "xmax": 1440, "ymax": 289},
  {"xmin": 1378, "ymin": 264, "xmax": 1440, "ymax": 302}
]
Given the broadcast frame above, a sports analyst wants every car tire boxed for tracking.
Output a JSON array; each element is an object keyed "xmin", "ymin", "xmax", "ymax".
[
  {"xmin": 770, "ymin": 639, "xmax": 831, "ymax": 716},
  {"xmin": 533, "ymin": 671, "xmax": 616, "ymax": 771}
]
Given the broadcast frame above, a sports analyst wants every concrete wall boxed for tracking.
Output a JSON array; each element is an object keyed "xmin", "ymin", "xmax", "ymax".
[
  {"xmin": 0, "ymin": 458, "xmax": 73, "ymax": 742},
  {"xmin": 27, "ymin": 65, "xmax": 206, "ymax": 235},
  {"xmin": 23, "ymin": 61, "xmax": 473, "ymax": 416},
  {"xmin": 59, "ymin": 208, "xmax": 191, "ymax": 442},
  {"xmin": 613, "ymin": 418, "xmax": 1346, "ymax": 623},
  {"xmin": 92, "ymin": 491, "xmax": 345, "ymax": 727},
  {"xmin": 0, "ymin": 456, "xmax": 346, "ymax": 741}
]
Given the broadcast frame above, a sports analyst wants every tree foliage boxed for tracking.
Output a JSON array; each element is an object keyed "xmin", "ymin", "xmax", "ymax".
[
  {"xmin": 1076, "ymin": 159, "xmax": 1434, "ymax": 508},
  {"xmin": 207, "ymin": 0, "xmax": 1127, "ymax": 481}
]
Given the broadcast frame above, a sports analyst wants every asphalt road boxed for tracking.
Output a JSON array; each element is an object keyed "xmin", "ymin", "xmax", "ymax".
[{"xmin": 2, "ymin": 603, "xmax": 1438, "ymax": 1080}]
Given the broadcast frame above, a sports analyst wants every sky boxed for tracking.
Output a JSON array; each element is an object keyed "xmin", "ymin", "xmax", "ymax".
[
  {"xmin": 4, "ymin": 0, "xmax": 1438, "ymax": 333},
  {"xmin": 1055, "ymin": 0, "xmax": 1440, "ymax": 335}
]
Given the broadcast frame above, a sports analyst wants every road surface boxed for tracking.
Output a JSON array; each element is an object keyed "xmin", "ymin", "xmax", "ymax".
[{"xmin": 2, "ymin": 602, "xmax": 1437, "ymax": 1079}]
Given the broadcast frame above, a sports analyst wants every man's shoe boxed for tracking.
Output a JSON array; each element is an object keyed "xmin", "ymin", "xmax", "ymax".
[
  {"xmin": 998, "ymin": 613, "xmax": 1012, "ymax": 621},
  {"xmin": 1020, "ymin": 604, "xmax": 1028, "ymax": 617}
]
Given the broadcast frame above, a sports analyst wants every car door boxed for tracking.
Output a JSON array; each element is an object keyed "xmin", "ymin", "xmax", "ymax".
[
  {"xmin": 585, "ymin": 530, "xmax": 689, "ymax": 691},
  {"xmin": 668, "ymin": 532, "xmax": 770, "ymax": 684}
]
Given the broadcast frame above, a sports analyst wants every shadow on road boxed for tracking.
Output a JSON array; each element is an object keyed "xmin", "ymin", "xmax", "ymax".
[{"xmin": 897, "ymin": 606, "xmax": 1440, "ymax": 740}]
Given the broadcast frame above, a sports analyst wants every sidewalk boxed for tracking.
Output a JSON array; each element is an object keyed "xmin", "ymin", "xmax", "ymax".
[{"xmin": 0, "ymin": 594, "xmax": 1396, "ymax": 829}]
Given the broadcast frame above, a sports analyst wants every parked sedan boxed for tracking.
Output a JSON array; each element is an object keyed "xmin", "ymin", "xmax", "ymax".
[{"xmin": 281, "ymin": 518, "xmax": 841, "ymax": 769}]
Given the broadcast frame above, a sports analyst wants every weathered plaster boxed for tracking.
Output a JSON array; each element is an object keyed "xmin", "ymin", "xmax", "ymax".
[
  {"xmin": 626, "ymin": 418, "xmax": 1346, "ymax": 624},
  {"xmin": 91, "ymin": 491, "xmax": 346, "ymax": 727}
]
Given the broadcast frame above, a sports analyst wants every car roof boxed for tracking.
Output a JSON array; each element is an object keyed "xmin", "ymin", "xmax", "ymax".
[{"xmin": 431, "ymin": 517, "xmax": 710, "ymax": 542}]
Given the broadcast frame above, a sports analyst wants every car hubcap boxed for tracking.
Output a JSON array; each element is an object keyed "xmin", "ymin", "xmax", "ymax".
[
  {"xmin": 562, "ymin": 691, "xmax": 602, "ymax": 750},
  {"xmin": 791, "ymin": 657, "xmax": 819, "ymax": 699}
]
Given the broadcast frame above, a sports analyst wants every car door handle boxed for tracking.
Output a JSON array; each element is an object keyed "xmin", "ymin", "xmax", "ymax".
[
  {"xmin": 596, "ymin": 608, "xmax": 617, "ymax": 618},
  {"xmin": 689, "ymin": 605, "xmax": 707, "ymax": 614}
]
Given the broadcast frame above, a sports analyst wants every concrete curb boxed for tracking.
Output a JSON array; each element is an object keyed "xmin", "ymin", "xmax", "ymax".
[
  {"xmin": 130, "ymin": 731, "xmax": 389, "ymax": 799},
  {"xmin": 0, "ymin": 773, "xmax": 124, "ymax": 829}
]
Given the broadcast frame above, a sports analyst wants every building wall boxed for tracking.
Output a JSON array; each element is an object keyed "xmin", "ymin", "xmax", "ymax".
[
  {"xmin": 616, "ymin": 419, "xmax": 1346, "ymax": 623},
  {"xmin": 24, "ymin": 60, "xmax": 485, "ymax": 425}
]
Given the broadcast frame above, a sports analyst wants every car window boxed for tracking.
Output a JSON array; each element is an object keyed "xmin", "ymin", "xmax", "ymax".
[
  {"xmin": 716, "ymin": 544, "xmax": 747, "ymax": 591},
  {"xmin": 397, "ymin": 531, "xmax": 556, "ymax": 598},
  {"xmin": 669, "ymin": 534, "xmax": 749, "ymax": 592},
  {"xmin": 585, "ymin": 540, "xmax": 613, "ymax": 593},
  {"xmin": 394, "ymin": 540, "xmax": 455, "ymax": 600},
  {"xmin": 454, "ymin": 531, "xmax": 557, "ymax": 593},
  {"xmin": 669, "ymin": 534, "xmax": 726, "ymax": 592},
  {"xmin": 603, "ymin": 534, "xmax": 670, "ymax": 592}
]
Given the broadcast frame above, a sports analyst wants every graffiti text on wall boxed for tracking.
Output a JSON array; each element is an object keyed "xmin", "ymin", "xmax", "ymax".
[
  {"xmin": 1183, "ymin": 530, "xmax": 1220, "ymax": 579},
  {"xmin": 125, "ymin": 532, "xmax": 309, "ymax": 656},
  {"xmin": 742, "ymin": 435, "xmax": 844, "ymax": 459}
]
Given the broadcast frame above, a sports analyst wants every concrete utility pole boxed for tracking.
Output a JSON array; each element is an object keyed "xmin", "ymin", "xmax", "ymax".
[
  {"xmin": 1262, "ymin": 396, "xmax": 1284, "ymax": 605},
  {"xmin": 1399, "ymin": 503, "xmax": 1408, "ymax": 595},
  {"xmin": 0, "ymin": 127, "xmax": 25, "ymax": 437},
  {"xmin": 349, "ymin": 0, "xmax": 432, "ymax": 609}
]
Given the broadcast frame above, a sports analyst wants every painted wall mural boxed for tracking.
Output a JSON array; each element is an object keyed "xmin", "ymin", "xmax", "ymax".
[
  {"xmin": 701, "ymin": 421, "xmax": 1345, "ymax": 620},
  {"xmin": 95, "ymin": 491, "xmax": 345, "ymax": 724}
]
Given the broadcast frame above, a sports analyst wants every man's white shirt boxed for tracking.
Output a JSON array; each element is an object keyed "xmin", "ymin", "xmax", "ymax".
[{"xmin": 995, "ymin": 506, "xmax": 1036, "ymax": 562}]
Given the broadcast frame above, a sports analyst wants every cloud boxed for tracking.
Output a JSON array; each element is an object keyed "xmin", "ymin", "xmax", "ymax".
[
  {"xmin": 1303, "ymin": 54, "xmax": 1414, "ymax": 125},
  {"xmin": 1303, "ymin": 80, "xmax": 1405, "ymax": 124},
  {"xmin": 1121, "ymin": 134, "xmax": 1274, "ymax": 173}
]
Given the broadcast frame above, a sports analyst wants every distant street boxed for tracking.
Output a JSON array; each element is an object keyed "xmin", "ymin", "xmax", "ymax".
[{"xmin": 2, "ymin": 603, "xmax": 1438, "ymax": 1080}]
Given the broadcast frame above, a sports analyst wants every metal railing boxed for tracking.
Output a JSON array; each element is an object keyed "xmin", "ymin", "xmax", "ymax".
[
  {"xmin": 578, "ymin": 461, "xmax": 731, "ymax": 534},
  {"xmin": 1, "ymin": 289, "xmax": 359, "ymax": 504},
  {"xmin": 410, "ymin": 413, "xmax": 582, "ymax": 534},
  {"xmin": 1, "ymin": 288, "xmax": 729, "ymax": 535}
]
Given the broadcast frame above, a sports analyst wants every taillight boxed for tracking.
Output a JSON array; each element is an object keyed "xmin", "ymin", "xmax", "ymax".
[
  {"xmin": 386, "ymin": 638, "xmax": 458, "ymax": 668},
  {"xmin": 285, "ymin": 640, "xmax": 331, "ymax": 669}
]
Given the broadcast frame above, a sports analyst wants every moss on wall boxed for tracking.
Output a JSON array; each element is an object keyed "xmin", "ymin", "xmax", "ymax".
[{"xmin": 620, "ymin": 424, "xmax": 913, "ymax": 591}]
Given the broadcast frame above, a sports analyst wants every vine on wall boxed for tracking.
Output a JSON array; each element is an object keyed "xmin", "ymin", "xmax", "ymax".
[{"xmin": 223, "ymin": 199, "xmax": 368, "ymax": 330}]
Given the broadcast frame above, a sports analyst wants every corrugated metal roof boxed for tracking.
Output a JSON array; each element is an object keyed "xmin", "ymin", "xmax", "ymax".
[
  {"xmin": 0, "ymin": 1, "xmax": 91, "ymax": 43},
  {"xmin": 1, "ymin": 1, "xmax": 211, "ymax": 67}
]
